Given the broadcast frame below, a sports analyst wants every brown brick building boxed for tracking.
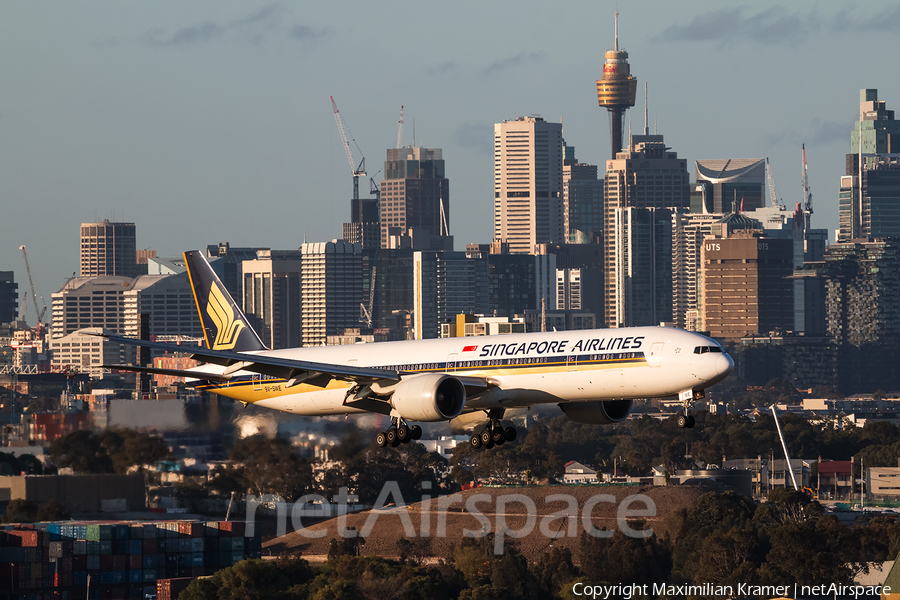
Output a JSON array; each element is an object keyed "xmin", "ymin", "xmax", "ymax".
[{"xmin": 701, "ymin": 231, "xmax": 794, "ymax": 341}]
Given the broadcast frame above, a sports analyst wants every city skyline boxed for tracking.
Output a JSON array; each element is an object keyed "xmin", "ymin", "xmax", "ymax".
[{"xmin": 3, "ymin": 1, "xmax": 900, "ymax": 305}]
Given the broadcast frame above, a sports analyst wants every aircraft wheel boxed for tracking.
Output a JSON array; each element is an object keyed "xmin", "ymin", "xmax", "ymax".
[
  {"xmin": 491, "ymin": 428, "xmax": 505, "ymax": 445},
  {"xmin": 504, "ymin": 426, "xmax": 517, "ymax": 442},
  {"xmin": 375, "ymin": 432, "xmax": 388, "ymax": 447},
  {"xmin": 686, "ymin": 415, "xmax": 696, "ymax": 429},
  {"xmin": 397, "ymin": 424, "xmax": 410, "ymax": 443},
  {"xmin": 480, "ymin": 429, "xmax": 492, "ymax": 446},
  {"xmin": 484, "ymin": 438, "xmax": 494, "ymax": 450},
  {"xmin": 470, "ymin": 434, "xmax": 482, "ymax": 449},
  {"xmin": 386, "ymin": 428, "xmax": 398, "ymax": 445},
  {"xmin": 677, "ymin": 414, "xmax": 688, "ymax": 429},
  {"xmin": 410, "ymin": 425, "xmax": 423, "ymax": 440}
]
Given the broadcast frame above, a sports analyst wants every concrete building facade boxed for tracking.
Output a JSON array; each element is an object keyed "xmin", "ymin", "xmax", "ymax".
[
  {"xmin": 493, "ymin": 117, "xmax": 564, "ymax": 253},
  {"xmin": 603, "ymin": 134, "xmax": 689, "ymax": 327},
  {"xmin": 242, "ymin": 250, "xmax": 302, "ymax": 349},
  {"xmin": 301, "ymin": 241, "xmax": 362, "ymax": 347},
  {"xmin": 379, "ymin": 146, "xmax": 451, "ymax": 250},
  {"xmin": 79, "ymin": 220, "xmax": 137, "ymax": 278}
]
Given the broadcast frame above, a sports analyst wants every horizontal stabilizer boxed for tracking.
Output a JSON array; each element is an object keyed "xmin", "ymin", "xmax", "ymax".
[{"xmin": 102, "ymin": 364, "xmax": 232, "ymax": 382}]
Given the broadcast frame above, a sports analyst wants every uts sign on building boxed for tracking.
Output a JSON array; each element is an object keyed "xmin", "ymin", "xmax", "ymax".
[{"xmin": 701, "ymin": 235, "xmax": 794, "ymax": 341}]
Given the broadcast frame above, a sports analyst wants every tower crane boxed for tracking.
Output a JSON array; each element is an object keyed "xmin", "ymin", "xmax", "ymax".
[
  {"xmin": 19, "ymin": 246, "xmax": 46, "ymax": 328},
  {"xmin": 330, "ymin": 96, "xmax": 366, "ymax": 202},
  {"xmin": 396, "ymin": 105, "xmax": 404, "ymax": 149},
  {"xmin": 802, "ymin": 144, "xmax": 813, "ymax": 229}
]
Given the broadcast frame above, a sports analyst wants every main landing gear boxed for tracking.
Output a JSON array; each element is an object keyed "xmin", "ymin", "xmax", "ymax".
[
  {"xmin": 470, "ymin": 409, "xmax": 517, "ymax": 450},
  {"xmin": 677, "ymin": 388, "xmax": 705, "ymax": 429},
  {"xmin": 376, "ymin": 417, "xmax": 422, "ymax": 448}
]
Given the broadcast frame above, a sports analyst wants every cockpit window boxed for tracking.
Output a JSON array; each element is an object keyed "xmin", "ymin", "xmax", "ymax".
[{"xmin": 693, "ymin": 345, "xmax": 723, "ymax": 354}]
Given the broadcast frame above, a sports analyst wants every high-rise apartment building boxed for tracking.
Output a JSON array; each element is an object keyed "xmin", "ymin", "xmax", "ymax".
[
  {"xmin": 602, "ymin": 134, "xmax": 689, "ymax": 326},
  {"xmin": 494, "ymin": 117, "xmax": 564, "ymax": 253},
  {"xmin": 301, "ymin": 241, "xmax": 362, "ymax": 346},
  {"xmin": 839, "ymin": 89, "xmax": 900, "ymax": 242},
  {"xmin": 80, "ymin": 220, "xmax": 137, "ymax": 278},
  {"xmin": 671, "ymin": 211, "xmax": 721, "ymax": 330},
  {"xmin": 695, "ymin": 159, "xmax": 766, "ymax": 213},
  {"xmin": 242, "ymin": 250, "xmax": 302, "ymax": 349},
  {"xmin": 379, "ymin": 147, "xmax": 451, "ymax": 250}
]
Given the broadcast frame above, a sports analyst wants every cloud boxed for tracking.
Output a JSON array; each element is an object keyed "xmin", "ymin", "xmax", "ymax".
[
  {"xmin": 453, "ymin": 123, "xmax": 493, "ymax": 155},
  {"xmin": 137, "ymin": 4, "xmax": 328, "ymax": 48},
  {"xmin": 831, "ymin": 5, "xmax": 900, "ymax": 32},
  {"xmin": 765, "ymin": 119, "xmax": 851, "ymax": 148},
  {"xmin": 657, "ymin": 6, "xmax": 820, "ymax": 45},
  {"xmin": 808, "ymin": 119, "xmax": 851, "ymax": 146},
  {"xmin": 425, "ymin": 61, "xmax": 458, "ymax": 76},
  {"xmin": 481, "ymin": 52, "xmax": 545, "ymax": 76}
]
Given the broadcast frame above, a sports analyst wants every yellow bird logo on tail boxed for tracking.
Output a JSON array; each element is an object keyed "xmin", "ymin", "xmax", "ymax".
[{"xmin": 206, "ymin": 284, "xmax": 244, "ymax": 350}]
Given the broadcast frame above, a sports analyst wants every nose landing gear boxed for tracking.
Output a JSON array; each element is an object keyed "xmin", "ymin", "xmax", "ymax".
[{"xmin": 677, "ymin": 388, "xmax": 704, "ymax": 429}]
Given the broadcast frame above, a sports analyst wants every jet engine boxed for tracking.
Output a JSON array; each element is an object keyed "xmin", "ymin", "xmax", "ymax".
[
  {"xmin": 390, "ymin": 374, "xmax": 466, "ymax": 422},
  {"xmin": 559, "ymin": 399, "xmax": 632, "ymax": 424}
]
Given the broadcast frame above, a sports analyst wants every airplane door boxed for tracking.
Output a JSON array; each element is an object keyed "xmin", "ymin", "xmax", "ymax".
[
  {"xmin": 447, "ymin": 353, "xmax": 458, "ymax": 373},
  {"xmin": 648, "ymin": 342, "xmax": 664, "ymax": 368},
  {"xmin": 252, "ymin": 374, "xmax": 263, "ymax": 390},
  {"xmin": 566, "ymin": 354, "xmax": 577, "ymax": 372}
]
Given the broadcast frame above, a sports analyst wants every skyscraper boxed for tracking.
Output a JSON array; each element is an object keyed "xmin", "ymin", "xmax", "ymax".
[
  {"xmin": 301, "ymin": 240, "xmax": 362, "ymax": 346},
  {"xmin": 379, "ymin": 146, "xmax": 451, "ymax": 250},
  {"xmin": 493, "ymin": 116, "xmax": 564, "ymax": 253},
  {"xmin": 602, "ymin": 134, "xmax": 690, "ymax": 326},
  {"xmin": 839, "ymin": 89, "xmax": 900, "ymax": 242},
  {"xmin": 563, "ymin": 144, "xmax": 604, "ymax": 243},
  {"xmin": 242, "ymin": 250, "xmax": 302, "ymax": 349},
  {"xmin": 413, "ymin": 251, "xmax": 488, "ymax": 340},
  {"xmin": 0, "ymin": 272, "xmax": 18, "ymax": 325},
  {"xmin": 695, "ymin": 159, "xmax": 766, "ymax": 213},
  {"xmin": 80, "ymin": 220, "xmax": 137, "ymax": 278}
]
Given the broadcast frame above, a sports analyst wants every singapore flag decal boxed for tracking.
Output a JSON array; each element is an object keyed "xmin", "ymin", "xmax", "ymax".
[{"xmin": 462, "ymin": 345, "xmax": 478, "ymax": 352}]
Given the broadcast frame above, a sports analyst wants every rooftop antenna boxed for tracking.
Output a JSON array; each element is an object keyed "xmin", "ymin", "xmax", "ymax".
[
  {"xmin": 614, "ymin": 9, "xmax": 619, "ymax": 51},
  {"xmin": 654, "ymin": 112, "xmax": 658, "ymax": 135},
  {"xmin": 644, "ymin": 82, "xmax": 649, "ymax": 136}
]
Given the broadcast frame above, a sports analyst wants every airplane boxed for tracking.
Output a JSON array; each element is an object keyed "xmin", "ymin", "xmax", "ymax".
[{"xmin": 100, "ymin": 250, "xmax": 734, "ymax": 450}]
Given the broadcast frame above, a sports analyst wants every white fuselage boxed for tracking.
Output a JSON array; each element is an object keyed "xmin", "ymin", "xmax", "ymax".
[{"xmin": 191, "ymin": 326, "xmax": 733, "ymax": 419}]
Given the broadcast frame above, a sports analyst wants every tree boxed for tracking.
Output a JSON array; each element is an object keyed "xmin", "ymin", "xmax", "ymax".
[
  {"xmin": 229, "ymin": 436, "xmax": 313, "ymax": 502},
  {"xmin": 1, "ymin": 499, "xmax": 38, "ymax": 523}
]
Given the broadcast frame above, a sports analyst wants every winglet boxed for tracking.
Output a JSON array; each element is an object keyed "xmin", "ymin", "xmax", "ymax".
[{"xmin": 184, "ymin": 250, "xmax": 268, "ymax": 352}]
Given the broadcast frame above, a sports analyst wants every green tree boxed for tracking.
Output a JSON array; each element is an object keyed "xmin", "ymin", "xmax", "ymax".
[
  {"xmin": 230, "ymin": 435, "xmax": 313, "ymax": 501},
  {"xmin": 1, "ymin": 499, "xmax": 38, "ymax": 523}
]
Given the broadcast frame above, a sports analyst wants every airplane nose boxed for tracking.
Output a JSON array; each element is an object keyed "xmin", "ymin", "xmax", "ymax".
[{"xmin": 717, "ymin": 353, "xmax": 734, "ymax": 378}]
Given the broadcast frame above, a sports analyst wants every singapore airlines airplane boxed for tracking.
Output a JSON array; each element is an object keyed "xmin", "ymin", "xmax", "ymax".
[{"xmin": 101, "ymin": 251, "xmax": 733, "ymax": 450}]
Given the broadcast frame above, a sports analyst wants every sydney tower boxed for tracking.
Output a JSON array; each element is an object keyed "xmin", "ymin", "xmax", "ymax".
[{"xmin": 597, "ymin": 11, "xmax": 638, "ymax": 160}]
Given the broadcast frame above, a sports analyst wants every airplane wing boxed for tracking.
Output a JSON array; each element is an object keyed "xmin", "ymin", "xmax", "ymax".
[{"xmin": 92, "ymin": 332, "xmax": 402, "ymax": 387}]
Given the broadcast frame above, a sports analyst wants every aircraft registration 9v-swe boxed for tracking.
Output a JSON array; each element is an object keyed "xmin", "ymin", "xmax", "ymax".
[{"xmin": 101, "ymin": 251, "xmax": 733, "ymax": 450}]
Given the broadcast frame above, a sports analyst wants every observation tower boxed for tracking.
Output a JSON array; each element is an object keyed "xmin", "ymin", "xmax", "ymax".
[{"xmin": 597, "ymin": 11, "xmax": 638, "ymax": 160}]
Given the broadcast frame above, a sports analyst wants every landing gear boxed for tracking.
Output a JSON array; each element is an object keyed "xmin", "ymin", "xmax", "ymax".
[
  {"xmin": 376, "ymin": 417, "xmax": 423, "ymax": 447},
  {"xmin": 469, "ymin": 409, "xmax": 517, "ymax": 451},
  {"xmin": 677, "ymin": 389, "xmax": 704, "ymax": 429}
]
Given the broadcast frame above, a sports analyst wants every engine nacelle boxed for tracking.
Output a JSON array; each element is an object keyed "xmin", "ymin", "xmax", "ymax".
[
  {"xmin": 390, "ymin": 374, "xmax": 466, "ymax": 422},
  {"xmin": 559, "ymin": 400, "xmax": 632, "ymax": 424}
]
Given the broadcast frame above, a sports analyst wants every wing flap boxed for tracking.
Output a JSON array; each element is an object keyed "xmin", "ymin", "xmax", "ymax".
[{"xmin": 102, "ymin": 364, "xmax": 232, "ymax": 383}]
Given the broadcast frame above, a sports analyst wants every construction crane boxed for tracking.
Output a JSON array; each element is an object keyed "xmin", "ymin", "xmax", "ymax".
[
  {"xmin": 359, "ymin": 265, "xmax": 377, "ymax": 328},
  {"xmin": 765, "ymin": 157, "xmax": 784, "ymax": 209},
  {"xmin": 802, "ymin": 144, "xmax": 813, "ymax": 229},
  {"xmin": 396, "ymin": 105, "xmax": 404, "ymax": 149},
  {"xmin": 330, "ymin": 96, "xmax": 366, "ymax": 202},
  {"xmin": 19, "ymin": 246, "xmax": 46, "ymax": 327}
]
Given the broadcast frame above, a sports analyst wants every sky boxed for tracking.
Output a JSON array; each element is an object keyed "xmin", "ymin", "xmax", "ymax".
[{"xmin": 2, "ymin": 1, "xmax": 900, "ymax": 319}]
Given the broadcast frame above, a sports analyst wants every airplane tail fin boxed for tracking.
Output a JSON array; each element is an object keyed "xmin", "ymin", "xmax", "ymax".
[{"xmin": 184, "ymin": 250, "xmax": 268, "ymax": 352}]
